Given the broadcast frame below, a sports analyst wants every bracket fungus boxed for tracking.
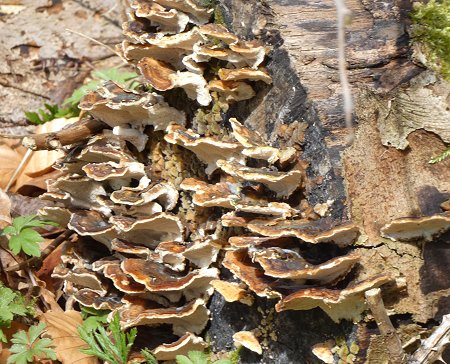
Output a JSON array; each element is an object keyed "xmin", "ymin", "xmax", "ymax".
[
  {"xmin": 380, "ymin": 212, "xmax": 450, "ymax": 241},
  {"xmin": 31, "ymin": 1, "xmax": 398, "ymax": 359}
]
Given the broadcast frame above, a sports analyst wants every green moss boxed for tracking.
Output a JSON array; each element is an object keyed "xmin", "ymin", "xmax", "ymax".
[
  {"xmin": 214, "ymin": 5, "xmax": 226, "ymax": 26},
  {"xmin": 410, "ymin": 0, "xmax": 450, "ymax": 81}
]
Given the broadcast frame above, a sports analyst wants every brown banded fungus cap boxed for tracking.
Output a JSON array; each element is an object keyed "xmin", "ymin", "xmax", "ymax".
[
  {"xmin": 208, "ymin": 80, "xmax": 255, "ymax": 103},
  {"xmin": 228, "ymin": 217, "xmax": 360, "ymax": 247},
  {"xmin": 111, "ymin": 213, "xmax": 184, "ymax": 248},
  {"xmin": 121, "ymin": 258, "xmax": 218, "ymax": 299},
  {"xmin": 117, "ymin": 297, "xmax": 210, "ymax": 335},
  {"xmin": 110, "ymin": 181, "xmax": 179, "ymax": 211},
  {"xmin": 380, "ymin": 212, "xmax": 450, "ymax": 241},
  {"xmin": 152, "ymin": 0, "xmax": 213, "ymax": 25},
  {"xmin": 47, "ymin": 176, "xmax": 107, "ymax": 212},
  {"xmin": 120, "ymin": 41, "xmax": 187, "ymax": 66},
  {"xmin": 130, "ymin": 0, "xmax": 190, "ymax": 34},
  {"xmin": 182, "ymin": 239, "xmax": 220, "ymax": 268},
  {"xmin": 218, "ymin": 67, "xmax": 272, "ymax": 84},
  {"xmin": 233, "ymin": 331, "xmax": 263, "ymax": 355},
  {"xmin": 222, "ymin": 249, "xmax": 282, "ymax": 299},
  {"xmin": 211, "ymin": 280, "xmax": 254, "ymax": 306},
  {"xmin": 68, "ymin": 210, "xmax": 115, "ymax": 247},
  {"xmin": 249, "ymin": 248, "xmax": 360, "ymax": 284},
  {"xmin": 217, "ymin": 160, "xmax": 302, "ymax": 198},
  {"xmin": 153, "ymin": 333, "xmax": 207, "ymax": 361},
  {"xmin": 52, "ymin": 266, "xmax": 107, "ymax": 295},
  {"xmin": 198, "ymin": 24, "xmax": 239, "ymax": 45},
  {"xmin": 274, "ymin": 274, "xmax": 394, "ymax": 322},
  {"xmin": 79, "ymin": 81, "xmax": 186, "ymax": 134},
  {"xmin": 229, "ymin": 118, "xmax": 297, "ymax": 164},
  {"xmin": 138, "ymin": 57, "xmax": 211, "ymax": 105},
  {"xmin": 165, "ymin": 124, "xmax": 244, "ymax": 174},
  {"xmin": 180, "ymin": 178, "xmax": 240, "ymax": 208},
  {"xmin": 74, "ymin": 288, "xmax": 122, "ymax": 310}
]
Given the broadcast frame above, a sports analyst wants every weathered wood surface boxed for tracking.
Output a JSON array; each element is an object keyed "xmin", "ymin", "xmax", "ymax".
[{"xmin": 208, "ymin": 0, "xmax": 450, "ymax": 362}]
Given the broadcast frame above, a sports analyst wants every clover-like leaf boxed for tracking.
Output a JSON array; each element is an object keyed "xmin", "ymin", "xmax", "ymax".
[
  {"xmin": 9, "ymin": 228, "xmax": 43, "ymax": 257},
  {"xmin": 7, "ymin": 323, "xmax": 56, "ymax": 364}
]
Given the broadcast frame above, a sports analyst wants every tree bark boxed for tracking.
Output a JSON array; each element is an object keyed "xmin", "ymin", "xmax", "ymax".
[{"xmin": 207, "ymin": 0, "xmax": 450, "ymax": 362}]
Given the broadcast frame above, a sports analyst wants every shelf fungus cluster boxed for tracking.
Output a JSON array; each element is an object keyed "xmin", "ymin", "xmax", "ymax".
[{"xmin": 35, "ymin": 0, "xmax": 394, "ymax": 360}]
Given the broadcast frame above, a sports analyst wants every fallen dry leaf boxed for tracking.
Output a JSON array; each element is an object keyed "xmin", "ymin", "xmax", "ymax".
[
  {"xmin": 39, "ymin": 310, "xmax": 98, "ymax": 364},
  {"xmin": 0, "ymin": 189, "xmax": 11, "ymax": 228},
  {"xmin": 15, "ymin": 117, "xmax": 76, "ymax": 193},
  {"xmin": 0, "ymin": 142, "xmax": 25, "ymax": 190}
]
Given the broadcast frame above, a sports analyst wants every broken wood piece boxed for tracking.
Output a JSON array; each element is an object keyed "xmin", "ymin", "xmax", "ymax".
[
  {"xmin": 410, "ymin": 314, "xmax": 450, "ymax": 364},
  {"xmin": 365, "ymin": 288, "xmax": 406, "ymax": 364},
  {"xmin": 22, "ymin": 118, "xmax": 107, "ymax": 151}
]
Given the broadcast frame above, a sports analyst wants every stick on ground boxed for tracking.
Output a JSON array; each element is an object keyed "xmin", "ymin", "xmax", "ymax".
[
  {"xmin": 22, "ymin": 118, "xmax": 107, "ymax": 150},
  {"xmin": 365, "ymin": 288, "xmax": 406, "ymax": 364}
]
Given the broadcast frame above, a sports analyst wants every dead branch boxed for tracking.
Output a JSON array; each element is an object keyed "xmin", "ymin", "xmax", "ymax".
[
  {"xmin": 410, "ymin": 314, "xmax": 450, "ymax": 364},
  {"xmin": 365, "ymin": 288, "xmax": 406, "ymax": 364},
  {"xmin": 22, "ymin": 118, "xmax": 107, "ymax": 150},
  {"xmin": 4, "ymin": 229, "xmax": 74, "ymax": 273}
]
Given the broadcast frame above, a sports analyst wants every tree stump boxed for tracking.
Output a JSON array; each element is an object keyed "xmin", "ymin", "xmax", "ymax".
[{"xmin": 207, "ymin": 0, "xmax": 450, "ymax": 362}]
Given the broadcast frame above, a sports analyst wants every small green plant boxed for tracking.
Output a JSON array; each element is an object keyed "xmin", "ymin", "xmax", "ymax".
[
  {"xmin": 25, "ymin": 68, "xmax": 139, "ymax": 124},
  {"xmin": 176, "ymin": 348, "xmax": 240, "ymax": 364},
  {"xmin": 80, "ymin": 306, "xmax": 110, "ymax": 332},
  {"xmin": 78, "ymin": 312, "xmax": 137, "ymax": 364},
  {"xmin": 7, "ymin": 323, "xmax": 56, "ymax": 364},
  {"xmin": 25, "ymin": 103, "xmax": 79, "ymax": 125},
  {"xmin": 410, "ymin": 0, "xmax": 450, "ymax": 81},
  {"xmin": 0, "ymin": 284, "xmax": 32, "ymax": 342},
  {"xmin": 140, "ymin": 348, "xmax": 158, "ymax": 364},
  {"xmin": 1, "ymin": 215, "xmax": 58, "ymax": 257},
  {"xmin": 63, "ymin": 68, "xmax": 139, "ymax": 107},
  {"xmin": 429, "ymin": 146, "xmax": 450, "ymax": 163}
]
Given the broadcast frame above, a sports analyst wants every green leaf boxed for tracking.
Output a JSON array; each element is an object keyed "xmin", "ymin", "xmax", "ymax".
[
  {"xmin": 0, "ymin": 329, "xmax": 6, "ymax": 343},
  {"xmin": 82, "ymin": 315, "xmax": 108, "ymax": 332},
  {"xmin": 176, "ymin": 355, "xmax": 194, "ymax": 364},
  {"xmin": 2, "ymin": 226, "xmax": 17, "ymax": 236},
  {"xmin": 13, "ymin": 215, "xmax": 58, "ymax": 231},
  {"xmin": 214, "ymin": 360, "xmax": 232, "ymax": 364},
  {"xmin": 63, "ymin": 81, "xmax": 100, "ymax": 107},
  {"xmin": 78, "ymin": 311, "xmax": 135, "ymax": 364},
  {"xmin": 27, "ymin": 322, "xmax": 46, "ymax": 343},
  {"xmin": 141, "ymin": 348, "xmax": 158, "ymax": 364},
  {"xmin": 24, "ymin": 111, "xmax": 43, "ymax": 125},
  {"xmin": 0, "ymin": 284, "xmax": 30, "ymax": 331},
  {"xmin": 9, "ymin": 228, "xmax": 43, "ymax": 257},
  {"xmin": 8, "ymin": 323, "xmax": 56, "ymax": 364},
  {"xmin": 12, "ymin": 215, "xmax": 38, "ymax": 232},
  {"xmin": 188, "ymin": 351, "xmax": 208, "ymax": 364},
  {"xmin": 429, "ymin": 147, "xmax": 450, "ymax": 164}
]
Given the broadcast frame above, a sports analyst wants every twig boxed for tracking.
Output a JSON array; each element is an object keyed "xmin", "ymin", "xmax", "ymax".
[
  {"xmin": 334, "ymin": 0, "xmax": 354, "ymax": 141},
  {"xmin": 365, "ymin": 288, "xmax": 406, "ymax": 363},
  {"xmin": 410, "ymin": 314, "xmax": 450, "ymax": 364},
  {"xmin": 22, "ymin": 117, "xmax": 107, "ymax": 150},
  {"xmin": 4, "ymin": 229, "xmax": 74, "ymax": 273},
  {"xmin": 65, "ymin": 28, "xmax": 125, "ymax": 62},
  {"xmin": 0, "ymin": 80, "xmax": 51, "ymax": 100},
  {"xmin": 5, "ymin": 148, "xmax": 33, "ymax": 192},
  {"xmin": 0, "ymin": 133, "xmax": 30, "ymax": 139}
]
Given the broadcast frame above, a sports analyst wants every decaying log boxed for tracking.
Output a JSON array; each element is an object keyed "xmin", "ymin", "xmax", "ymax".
[
  {"xmin": 22, "ymin": 118, "xmax": 107, "ymax": 151},
  {"xmin": 206, "ymin": 0, "xmax": 450, "ymax": 362}
]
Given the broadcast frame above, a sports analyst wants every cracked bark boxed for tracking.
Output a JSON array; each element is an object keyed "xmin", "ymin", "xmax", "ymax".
[{"xmin": 207, "ymin": 0, "xmax": 450, "ymax": 363}]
